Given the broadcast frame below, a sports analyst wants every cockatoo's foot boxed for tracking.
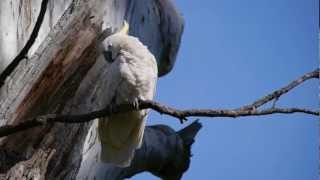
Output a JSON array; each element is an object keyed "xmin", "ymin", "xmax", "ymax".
[{"xmin": 132, "ymin": 98, "xmax": 140, "ymax": 110}]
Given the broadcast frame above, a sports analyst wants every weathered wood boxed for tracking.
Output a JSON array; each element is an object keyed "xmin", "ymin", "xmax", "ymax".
[
  {"xmin": 0, "ymin": 0, "xmax": 188, "ymax": 179},
  {"xmin": 0, "ymin": 0, "xmax": 105, "ymax": 176},
  {"xmin": 0, "ymin": 0, "xmax": 73, "ymax": 70}
]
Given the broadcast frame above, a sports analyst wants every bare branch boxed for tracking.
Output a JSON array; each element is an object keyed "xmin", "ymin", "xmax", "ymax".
[
  {"xmin": 139, "ymin": 101, "xmax": 319, "ymax": 118},
  {"xmin": 0, "ymin": 0, "xmax": 49, "ymax": 87},
  {"xmin": 0, "ymin": 103, "xmax": 317, "ymax": 138},
  {"xmin": 0, "ymin": 69, "xmax": 318, "ymax": 138},
  {"xmin": 240, "ymin": 68, "xmax": 319, "ymax": 110}
]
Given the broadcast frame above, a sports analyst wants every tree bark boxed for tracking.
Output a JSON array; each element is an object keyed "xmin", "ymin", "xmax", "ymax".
[{"xmin": 0, "ymin": 0, "xmax": 199, "ymax": 179}]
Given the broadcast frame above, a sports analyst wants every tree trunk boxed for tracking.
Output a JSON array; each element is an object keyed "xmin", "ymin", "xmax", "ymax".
[{"xmin": 0, "ymin": 0, "xmax": 198, "ymax": 179}]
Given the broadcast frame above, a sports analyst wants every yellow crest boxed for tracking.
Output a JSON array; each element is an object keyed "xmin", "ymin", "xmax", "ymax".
[{"xmin": 118, "ymin": 21, "xmax": 129, "ymax": 34}]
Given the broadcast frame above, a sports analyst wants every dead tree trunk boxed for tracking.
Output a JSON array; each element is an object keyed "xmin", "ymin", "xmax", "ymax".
[{"xmin": 0, "ymin": 0, "xmax": 201, "ymax": 179}]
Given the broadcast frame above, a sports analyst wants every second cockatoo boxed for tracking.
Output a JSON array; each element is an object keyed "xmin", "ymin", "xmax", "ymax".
[{"xmin": 98, "ymin": 21, "xmax": 158, "ymax": 167}]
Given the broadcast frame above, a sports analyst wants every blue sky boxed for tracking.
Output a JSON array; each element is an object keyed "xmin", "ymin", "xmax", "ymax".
[{"xmin": 134, "ymin": 0, "xmax": 318, "ymax": 179}]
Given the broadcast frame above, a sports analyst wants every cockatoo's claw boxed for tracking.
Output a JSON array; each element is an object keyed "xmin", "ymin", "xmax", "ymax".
[
  {"xmin": 132, "ymin": 98, "xmax": 140, "ymax": 110},
  {"xmin": 179, "ymin": 117, "xmax": 188, "ymax": 124}
]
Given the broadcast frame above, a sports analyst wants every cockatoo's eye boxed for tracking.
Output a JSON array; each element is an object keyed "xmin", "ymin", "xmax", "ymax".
[{"xmin": 103, "ymin": 50, "xmax": 114, "ymax": 63}]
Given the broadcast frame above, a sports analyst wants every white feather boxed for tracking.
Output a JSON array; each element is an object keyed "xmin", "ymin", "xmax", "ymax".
[{"xmin": 98, "ymin": 33, "xmax": 157, "ymax": 167}]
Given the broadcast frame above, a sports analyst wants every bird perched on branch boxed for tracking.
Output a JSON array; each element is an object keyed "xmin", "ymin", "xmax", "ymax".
[{"xmin": 98, "ymin": 21, "xmax": 158, "ymax": 167}]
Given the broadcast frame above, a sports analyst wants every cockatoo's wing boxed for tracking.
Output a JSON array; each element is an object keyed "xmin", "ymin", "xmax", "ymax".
[{"xmin": 98, "ymin": 45, "xmax": 157, "ymax": 167}]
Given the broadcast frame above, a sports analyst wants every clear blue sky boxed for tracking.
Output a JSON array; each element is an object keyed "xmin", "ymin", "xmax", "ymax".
[{"xmin": 135, "ymin": 0, "xmax": 318, "ymax": 179}]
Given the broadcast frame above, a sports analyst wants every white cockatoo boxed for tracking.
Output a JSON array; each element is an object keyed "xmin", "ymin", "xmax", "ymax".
[{"xmin": 98, "ymin": 21, "xmax": 158, "ymax": 167}]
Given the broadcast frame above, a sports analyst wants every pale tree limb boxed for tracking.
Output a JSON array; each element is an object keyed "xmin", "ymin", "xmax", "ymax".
[
  {"xmin": 0, "ymin": 69, "xmax": 318, "ymax": 138},
  {"xmin": 0, "ymin": 0, "xmax": 184, "ymax": 179},
  {"xmin": 0, "ymin": 0, "xmax": 50, "ymax": 87},
  {"xmin": 75, "ymin": 120, "xmax": 202, "ymax": 180}
]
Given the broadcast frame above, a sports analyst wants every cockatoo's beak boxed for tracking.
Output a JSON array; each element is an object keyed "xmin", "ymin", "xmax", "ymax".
[{"xmin": 118, "ymin": 21, "xmax": 129, "ymax": 34}]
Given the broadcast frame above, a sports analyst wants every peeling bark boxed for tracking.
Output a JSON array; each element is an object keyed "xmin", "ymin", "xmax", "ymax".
[{"xmin": 0, "ymin": 0, "xmax": 190, "ymax": 179}]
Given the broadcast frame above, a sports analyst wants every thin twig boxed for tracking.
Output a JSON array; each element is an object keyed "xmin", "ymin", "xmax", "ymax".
[
  {"xmin": 0, "ymin": 70, "xmax": 318, "ymax": 138},
  {"xmin": 139, "ymin": 100, "xmax": 319, "ymax": 118},
  {"xmin": 238, "ymin": 68, "xmax": 319, "ymax": 110},
  {"xmin": 0, "ymin": 0, "xmax": 49, "ymax": 88}
]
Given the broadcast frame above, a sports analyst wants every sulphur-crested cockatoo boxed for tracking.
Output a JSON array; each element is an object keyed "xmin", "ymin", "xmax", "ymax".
[{"xmin": 98, "ymin": 21, "xmax": 158, "ymax": 167}]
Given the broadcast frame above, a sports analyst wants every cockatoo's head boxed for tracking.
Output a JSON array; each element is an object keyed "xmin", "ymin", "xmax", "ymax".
[{"xmin": 102, "ymin": 21, "xmax": 129, "ymax": 63}]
